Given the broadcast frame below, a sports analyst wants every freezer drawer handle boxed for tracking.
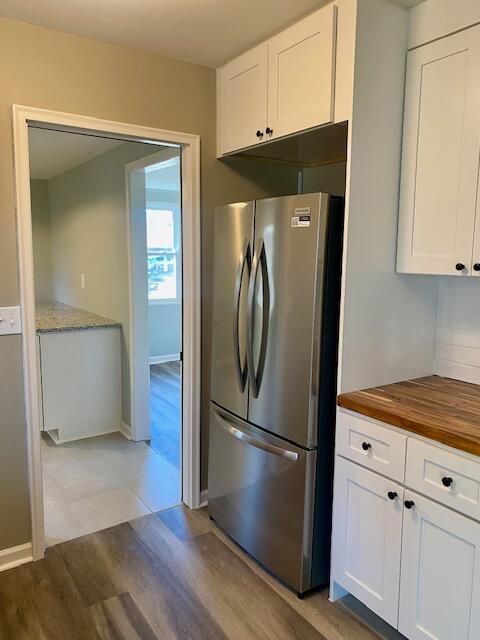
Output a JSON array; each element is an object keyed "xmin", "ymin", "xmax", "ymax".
[
  {"xmin": 214, "ymin": 410, "xmax": 299, "ymax": 461},
  {"xmin": 246, "ymin": 238, "xmax": 270, "ymax": 399},
  {"xmin": 233, "ymin": 239, "xmax": 251, "ymax": 393}
]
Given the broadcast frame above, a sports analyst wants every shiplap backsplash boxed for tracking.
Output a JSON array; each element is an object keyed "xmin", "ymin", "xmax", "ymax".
[{"xmin": 434, "ymin": 277, "xmax": 480, "ymax": 383}]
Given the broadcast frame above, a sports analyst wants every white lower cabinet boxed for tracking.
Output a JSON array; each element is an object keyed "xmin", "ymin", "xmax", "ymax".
[
  {"xmin": 38, "ymin": 328, "xmax": 122, "ymax": 442},
  {"xmin": 332, "ymin": 427, "xmax": 480, "ymax": 639},
  {"xmin": 399, "ymin": 490, "xmax": 480, "ymax": 640},
  {"xmin": 332, "ymin": 456, "xmax": 404, "ymax": 627}
]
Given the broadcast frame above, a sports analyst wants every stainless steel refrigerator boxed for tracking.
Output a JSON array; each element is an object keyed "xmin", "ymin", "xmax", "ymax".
[{"xmin": 208, "ymin": 193, "xmax": 344, "ymax": 596}]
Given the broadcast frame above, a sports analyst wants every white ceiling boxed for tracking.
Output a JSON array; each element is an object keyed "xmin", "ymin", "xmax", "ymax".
[
  {"xmin": 28, "ymin": 128, "xmax": 124, "ymax": 180},
  {"xmin": 146, "ymin": 158, "xmax": 180, "ymax": 192},
  {"xmin": 0, "ymin": 0, "xmax": 424, "ymax": 68}
]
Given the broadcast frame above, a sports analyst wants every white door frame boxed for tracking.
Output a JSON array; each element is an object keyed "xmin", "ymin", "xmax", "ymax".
[
  {"xmin": 125, "ymin": 147, "xmax": 181, "ymax": 442},
  {"xmin": 12, "ymin": 105, "xmax": 202, "ymax": 561}
]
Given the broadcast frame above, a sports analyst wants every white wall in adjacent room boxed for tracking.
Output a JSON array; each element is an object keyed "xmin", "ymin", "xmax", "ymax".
[
  {"xmin": 145, "ymin": 168, "xmax": 182, "ymax": 362},
  {"xmin": 47, "ymin": 140, "xmax": 162, "ymax": 425},
  {"xmin": 30, "ymin": 179, "xmax": 54, "ymax": 302},
  {"xmin": 149, "ymin": 303, "xmax": 181, "ymax": 360}
]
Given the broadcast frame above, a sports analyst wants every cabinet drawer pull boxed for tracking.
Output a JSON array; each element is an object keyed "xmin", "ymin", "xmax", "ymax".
[
  {"xmin": 474, "ymin": 263, "xmax": 480, "ymax": 272},
  {"xmin": 256, "ymin": 130, "xmax": 264, "ymax": 138},
  {"xmin": 404, "ymin": 500, "xmax": 415, "ymax": 510},
  {"xmin": 361, "ymin": 441, "xmax": 371, "ymax": 451},
  {"xmin": 455, "ymin": 263, "xmax": 465, "ymax": 271},
  {"xmin": 441, "ymin": 476, "xmax": 453, "ymax": 488},
  {"xmin": 387, "ymin": 491, "xmax": 398, "ymax": 501},
  {"xmin": 266, "ymin": 127, "xmax": 273, "ymax": 135}
]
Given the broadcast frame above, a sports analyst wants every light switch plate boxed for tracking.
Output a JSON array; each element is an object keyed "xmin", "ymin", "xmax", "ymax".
[{"xmin": 0, "ymin": 306, "xmax": 22, "ymax": 335}]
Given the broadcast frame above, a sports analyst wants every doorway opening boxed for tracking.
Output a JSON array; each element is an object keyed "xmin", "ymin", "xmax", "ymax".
[
  {"xmin": 13, "ymin": 106, "xmax": 201, "ymax": 560},
  {"xmin": 127, "ymin": 150, "xmax": 183, "ymax": 482},
  {"xmin": 146, "ymin": 156, "xmax": 182, "ymax": 473}
]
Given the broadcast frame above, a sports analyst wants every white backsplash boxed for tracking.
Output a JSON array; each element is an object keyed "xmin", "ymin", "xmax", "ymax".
[{"xmin": 434, "ymin": 277, "xmax": 480, "ymax": 383}]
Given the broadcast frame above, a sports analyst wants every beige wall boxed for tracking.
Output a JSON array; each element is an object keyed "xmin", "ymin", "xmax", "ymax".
[
  {"xmin": 30, "ymin": 179, "xmax": 54, "ymax": 302},
  {"xmin": 0, "ymin": 17, "xmax": 303, "ymax": 550}
]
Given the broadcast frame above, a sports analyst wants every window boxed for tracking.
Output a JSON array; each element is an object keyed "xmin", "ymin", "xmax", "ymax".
[{"xmin": 147, "ymin": 207, "xmax": 181, "ymax": 302}]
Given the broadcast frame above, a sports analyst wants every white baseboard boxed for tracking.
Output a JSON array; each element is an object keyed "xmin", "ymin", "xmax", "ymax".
[
  {"xmin": 47, "ymin": 427, "xmax": 120, "ymax": 445},
  {"xmin": 150, "ymin": 353, "xmax": 181, "ymax": 365},
  {"xmin": 0, "ymin": 542, "xmax": 33, "ymax": 572},
  {"xmin": 120, "ymin": 421, "xmax": 132, "ymax": 440},
  {"xmin": 200, "ymin": 489, "xmax": 208, "ymax": 508}
]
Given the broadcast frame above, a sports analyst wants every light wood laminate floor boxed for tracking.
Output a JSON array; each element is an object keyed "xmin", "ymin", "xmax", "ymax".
[
  {"xmin": 0, "ymin": 506, "xmax": 404, "ymax": 640},
  {"xmin": 150, "ymin": 362, "xmax": 181, "ymax": 471}
]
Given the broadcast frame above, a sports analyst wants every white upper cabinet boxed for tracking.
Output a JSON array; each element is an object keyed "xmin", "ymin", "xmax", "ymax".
[
  {"xmin": 267, "ymin": 5, "xmax": 336, "ymax": 141},
  {"xmin": 217, "ymin": 43, "xmax": 268, "ymax": 155},
  {"xmin": 399, "ymin": 490, "xmax": 480, "ymax": 640},
  {"xmin": 397, "ymin": 25, "xmax": 480, "ymax": 276},
  {"xmin": 216, "ymin": 2, "xmax": 340, "ymax": 156}
]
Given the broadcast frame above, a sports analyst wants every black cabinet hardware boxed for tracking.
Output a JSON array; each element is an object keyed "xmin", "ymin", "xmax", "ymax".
[
  {"xmin": 442, "ymin": 476, "xmax": 453, "ymax": 487},
  {"xmin": 388, "ymin": 491, "xmax": 398, "ymax": 501},
  {"xmin": 361, "ymin": 442, "xmax": 371, "ymax": 451},
  {"xmin": 256, "ymin": 130, "xmax": 264, "ymax": 138},
  {"xmin": 474, "ymin": 263, "xmax": 480, "ymax": 272},
  {"xmin": 404, "ymin": 500, "xmax": 415, "ymax": 509},
  {"xmin": 455, "ymin": 263, "xmax": 465, "ymax": 271},
  {"xmin": 266, "ymin": 127, "xmax": 273, "ymax": 135}
]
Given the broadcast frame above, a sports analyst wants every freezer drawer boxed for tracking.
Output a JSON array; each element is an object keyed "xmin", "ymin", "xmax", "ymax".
[{"xmin": 208, "ymin": 403, "xmax": 317, "ymax": 593}]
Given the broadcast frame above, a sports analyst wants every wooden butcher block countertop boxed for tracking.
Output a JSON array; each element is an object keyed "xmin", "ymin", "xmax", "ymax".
[{"xmin": 337, "ymin": 376, "xmax": 480, "ymax": 457}]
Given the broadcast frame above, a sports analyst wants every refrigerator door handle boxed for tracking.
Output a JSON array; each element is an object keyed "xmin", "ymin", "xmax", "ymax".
[
  {"xmin": 213, "ymin": 409, "xmax": 299, "ymax": 461},
  {"xmin": 246, "ymin": 239, "xmax": 270, "ymax": 399},
  {"xmin": 233, "ymin": 239, "xmax": 251, "ymax": 392}
]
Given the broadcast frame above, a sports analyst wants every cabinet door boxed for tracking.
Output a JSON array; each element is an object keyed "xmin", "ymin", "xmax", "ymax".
[
  {"xmin": 399, "ymin": 490, "xmax": 480, "ymax": 640},
  {"xmin": 218, "ymin": 43, "xmax": 268, "ymax": 154},
  {"xmin": 267, "ymin": 4, "xmax": 336, "ymax": 141},
  {"xmin": 397, "ymin": 26, "xmax": 480, "ymax": 275},
  {"xmin": 332, "ymin": 457, "xmax": 404, "ymax": 627},
  {"xmin": 472, "ymin": 156, "xmax": 480, "ymax": 276}
]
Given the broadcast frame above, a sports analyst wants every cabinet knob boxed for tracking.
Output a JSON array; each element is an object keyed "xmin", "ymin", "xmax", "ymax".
[
  {"xmin": 361, "ymin": 441, "xmax": 371, "ymax": 451},
  {"xmin": 404, "ymin": 500, "xmax": 415, "ymax": 510},
  {"xmin": 442, "ymin": 476, "xmax": 453, "ymax": 487},
  {"xmin": 474, "ymin": 263, "xmax": 480, "ymax": 272},
  {"xmin": 388, "ymin": 491, "xmax": 398, "ymax": 501},
  {"xmin": 266, "ymin": 127, "xmax": 273, "ymax": 135},
  {"xmin": 256, "ymin": 130, "xmax": 264, "ymax": 138},
  {"xmin": 455, "ymin": 263, "xmax": 465, "ymax": 271}
]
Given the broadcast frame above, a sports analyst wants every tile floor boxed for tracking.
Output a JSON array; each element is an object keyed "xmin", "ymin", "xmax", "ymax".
[
  {"xmin": 42, "ymin": 432, "xmax": 181, "ymax": 547},
  {"xmin": 42, "ymin": 361, "xmax": 182, "ymax": 547}
]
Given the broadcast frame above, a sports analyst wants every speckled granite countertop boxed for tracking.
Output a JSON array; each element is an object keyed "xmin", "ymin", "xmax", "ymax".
[{"xmin": 36, "ymin": 302, "xmax": 121, "ymax": 334}]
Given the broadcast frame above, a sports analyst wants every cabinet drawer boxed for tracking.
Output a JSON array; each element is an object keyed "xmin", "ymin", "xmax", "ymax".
[
  {"xmin": 406, "ymin": 438, "xmax": 480, "ymax": 521},
  {"xmin": 336, "ymin": 410, "xmax": 407, "ymax": 482}
]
